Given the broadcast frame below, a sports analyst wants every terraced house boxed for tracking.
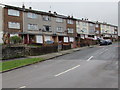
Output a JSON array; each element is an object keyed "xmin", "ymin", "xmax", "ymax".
[
  {"xmin": 66, "ymin": 16, "xmax": 77, "ymax": 48},
  {"xmin": 76, "ymin": 19, "xmax": 89, "ymax": 46},
  {"xmin": 88, "ymin": 21, "xmax": 96, "ymax": 39},
  {"xmin": 22, "ymin": 6, "xmax": 68, "ymax": 44},
  {"xmin": 94, "ymin": 22, "xmax": 101, "ymax": 39},
  {"xmin": 100, "ymin": 23, "xmax": 118, "ymax": 41},
  {"xmin": 1, "ymin": 4, "xmax": 118, "ymax": 46},
  {"xmin": 3, "ymin": 5, "xmax": 23, "ymax": 38}
]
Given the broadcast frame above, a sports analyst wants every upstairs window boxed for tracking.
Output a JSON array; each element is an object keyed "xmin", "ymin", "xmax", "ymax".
[
  {"xmin": 67, "ymin": 20, "xmax": 73, "ymax": 24},
  {"xmin": 82, "ymin": 22, "xmax": 87, "ymax": 26},
  {"xmin": 89, "ymin": 23, "xmax": 94, "ymax": 26},
  {"xmin": 57, "ymin": 27, "xmax": 63, "ymax": 32},
  {"xmin": 56, "ymin": 18, "xmax": 63, "ymax": 23},
  {"xmin": 82, "ymin": 28, "xmax": 87, "ymax": 33},
  {"xmin": 43, "ymin": 16, "xmax": 51, "ymax": 21},
  {"xmin": 96, "ymin": 24, "xmax": 99, "ymax": 28},
  {"xmin": 8, "ymin": 22, "xmax": 20, "ymax": 29},
  {"xmin": 68, "ymin": 28, "xmax": 74, "ymax": 33},
  {"xmin": 43, "ymin": 25, "xmax": 52, "ymax": 32},
  {"xmin": 28, "ymin": 24, "xmax": 38, "ymax": 30},
  {"xmin": 27, "ymin": 13, "xmax": 37, "ymax": 19},
  {"xmin": 8, "ymin": 9, "xmax": 20, "ymax": 16}
]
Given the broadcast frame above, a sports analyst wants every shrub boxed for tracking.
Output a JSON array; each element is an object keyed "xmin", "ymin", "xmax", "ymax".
[{"xmin": 10, "ymin": 36, "xmax": 22, "ymax": 44}]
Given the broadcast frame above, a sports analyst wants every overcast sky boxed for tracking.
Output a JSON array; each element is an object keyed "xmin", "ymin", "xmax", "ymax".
[{"xmin": 0, "ymin": 0, "xmax": 118, "ymax": 26}]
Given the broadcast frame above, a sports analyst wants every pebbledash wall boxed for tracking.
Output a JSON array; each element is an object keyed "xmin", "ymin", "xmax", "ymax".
[
  {"xmin": 0, "ymin": 6, "xmax": 3, "ymax": 43},
  {"xmin": 23, "ymin": 9, "xmax": 67, "ymax": 44}
]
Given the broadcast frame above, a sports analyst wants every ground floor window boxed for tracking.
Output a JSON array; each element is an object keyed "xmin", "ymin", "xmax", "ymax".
[{"xmin": 64, "ymin": 37, "xmax": 69, "ymax": 42}]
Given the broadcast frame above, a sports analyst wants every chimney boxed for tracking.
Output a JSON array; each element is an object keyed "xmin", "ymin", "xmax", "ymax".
[
  {"xmin": 68, "ymin": 16, "xmax": 70, "ymax": 18},
  {"xmin": 71, "ymin": 16, "xmax": 73, "ymax": 18},
  {"xmin": 49, "ymin": 11, "xmax": 51, "ymax": 13},
  {"xmin": 22, "ymin": 4, "xmax": 25, "ymax": 9},
  {"xmin": 54, "ymin": 12, "xmax": 57, "ymax": 15},
  {"xmin": 82, "ymin": 18, "xmax": 84, "ymax": 20},
  {"xmin": 29, "ymin": 7, "xmax": 32, "ymax": 10}
]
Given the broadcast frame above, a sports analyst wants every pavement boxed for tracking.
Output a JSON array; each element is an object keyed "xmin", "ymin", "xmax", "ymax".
[
  {"xmin": 2, "ymin": 43, "xmax": 119, "ymax": 89},
  {"xmin": 27, "ymin": 45, "xmax": 94, "ymax": 60}
]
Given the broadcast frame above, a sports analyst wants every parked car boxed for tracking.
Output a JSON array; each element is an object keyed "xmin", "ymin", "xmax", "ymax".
[
  {"xmin": 99, "ymin": 39, "xmax": 108, "ymax": 45},
  {"xmin": 99, "ymin": 39, "xmax": 112, "ymax": 45},
  {"xmin": 105, "ymin": 39, "xmax": 112, "ymax": 45}
]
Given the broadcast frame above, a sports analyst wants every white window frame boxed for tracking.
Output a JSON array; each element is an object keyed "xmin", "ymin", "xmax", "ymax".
[
  {"xmin": 69, "ymin": 37, "xmax": 74, "ymax": 42},
  {"xmin": 43, "ymin": 16, "xmax": 51, "ymax": 21},
  {"xmin": 56, "ymin": 18, "xmax": 63, "ymax": 23},
  {"xmin": 8, "ymin": 9, "xmax": 20, "ymax": 16},
  {"xmin": 68, "ymin": 28, "xmax": 74, "ymax": 33},
  {"xmin": 27, "ymin": 12, "xmax": 37, "ymax": 19},
  {"xmin": 64, "ymin": 37, "xmax": 69, "ymax": 42},
  {"xmin": 44, "ymin": 36, "xmax": 51, "ymax": 41},
  {"xmin": 57, "ymin": 27, "xmax": 63, "ymax": 32},
  {"xmin": 28, "ymin": 24, "xmax": 38, "ymax": 30},
  {"xmin": 67, "ymin": 20, "xmax": 74, "ymax": 24},
  {"xmin": 36, "ymin": 35, "xmax": 43, "ymax": 43},
  {"xmin": 8, "ymin": 22, "xmax": 20, "ymax": 29}
]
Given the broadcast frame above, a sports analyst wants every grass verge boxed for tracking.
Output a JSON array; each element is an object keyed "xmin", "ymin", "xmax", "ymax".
[{"xmin": 0, "ymin": 58, "xmax": 45, "ymax": 72}]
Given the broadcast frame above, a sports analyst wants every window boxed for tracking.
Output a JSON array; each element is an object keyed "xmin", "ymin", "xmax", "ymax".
[
  {"xmin": 27, "ymin": 13, "xmax": 37, "ymax": 19},
  {"xmin": 96, "ymin": 24, "xmax": 99, "ymax": 28},
  {"xmin": 82, "ymin": 28, "xmax": 87, "ymax": 33},
  {"xmin": 57, "ymin": 27, "xmax": 63, "ymax": 32},
  {"xmin": 10, "ymin": 34, "xmax": 18, "ymax": 37},
  {"xmin": 64, "ymin": 37, "xmax": 68, "ymax": 42},
  {"xmin": 43, "ymin": 25, "xmax": 52, "ymax": 32},
  {"xmin": 106, "ymin": 26, "xmax": 109, "ymax": 29},
  {"xmin": 28, "ymin": 24, "xmax": 38, "ymax": 30},
  {"xmin": 89, "ymin": 29, "xmax": 95, "ymax": 33},
  {"xmin": 8, "ymin": 9, "xmax": 20, "ymax": 16},
  {"xmin": 36, "ymin": 35, "xmax": 43, "ymax": 43},
  {"xmin": 76, "ymin": 21, "xmax": 80, "ymax": 25},
  {"xmin": 67, "ymin": 20, "xmax": 74, "ymax": 24},
  {"xmin": 43, "ymin": 16, "xmax": 51, "ymax": 21},
  {"xmin": 89, "ymin": 23, "xmax": 94, "ymax": 26},
  {"xmin": 45, "ymin": 36, "xmax": 51, "ymax": 41},
  {"xmin": 101, "ymin": 25, "xmax": 105, "ymax": 28},
  {"xmin": 56, "ymin": 18, "xmax": 63, "ymax": 23},
  {"xmin": 69, "ymin": 37, "xmax": 74, "ymax": 42},
  {"xmin": 8, "ymin": 22, "xmax": 20, "ymax": 29},
  {"xmin": 68, "ymin": 28, "xmax": 74, "ymax": 33},
  {"xmin": 82, "ymin": 22, "xmax": 87, "ymax": 26}
]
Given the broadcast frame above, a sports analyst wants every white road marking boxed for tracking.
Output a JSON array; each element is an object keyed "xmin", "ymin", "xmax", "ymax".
[
  {"xmin": 19, "ymin": 86, "xmax": 26, "ymax": 88},
  {"xmin": 99, "ymin": 49, "xmax": 108, "ymax": 55},
  {"xmin": 87, "ymin": 56, "xmax": 93, "ymax": 61},
  {"xmin": 54, "ymin": 65, "xmax": 80, "ymax": 77}
]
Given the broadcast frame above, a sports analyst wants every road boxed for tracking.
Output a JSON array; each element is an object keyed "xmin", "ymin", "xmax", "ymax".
[{"xmin": 2, "ymin": 43, "xmax": 119, "ymax": 89}]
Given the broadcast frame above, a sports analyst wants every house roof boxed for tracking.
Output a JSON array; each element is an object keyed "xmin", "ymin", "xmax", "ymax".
[{"xmin": 4, "ymin": 5, "xmax": 118, "ymax": 27}]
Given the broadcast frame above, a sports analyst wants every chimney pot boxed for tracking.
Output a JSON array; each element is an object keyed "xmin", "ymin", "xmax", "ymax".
[
  {"xmin": 49, "ymin": 11, "xmax": 51, "ymax": 13},
  {"xmin": 22, "ymin": 4, "xmax": 25, "ymax": 9},
  {"xmin": 29, "ymin": 7, "xmax": 32, "ymax": 9}
]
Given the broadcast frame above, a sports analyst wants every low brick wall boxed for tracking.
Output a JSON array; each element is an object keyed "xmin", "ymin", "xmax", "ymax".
[
  {"xmin": 2, "ymin": 44, "xmax": 58, "ymax": 60},
  {"xmin": 62, "ymin": 44, "xmax": 71, "ymax": 50},
  {"xmin": 26, "ymin": 45, "xmax": 58, "ymax": 56},
  {"xmin": 2, "ymin": 46, "xmax": 25, "ymax": 60}
]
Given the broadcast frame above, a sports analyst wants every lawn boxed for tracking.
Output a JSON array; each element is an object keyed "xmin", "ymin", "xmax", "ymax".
[{"xmin": 0, "ymin": 58, "xmax": 45, "ymax": 72}]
